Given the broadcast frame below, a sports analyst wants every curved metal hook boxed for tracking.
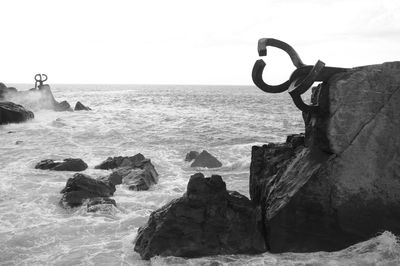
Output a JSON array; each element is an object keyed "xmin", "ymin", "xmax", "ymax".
[
  {"xmin": 34, "ymin": 73, "xmax": 48, "ymax": 89},
  {"xmin": 252, "ymin": 59, "xmax": 291, "ymax": 93},
  {"xmin": 252, "ymin": 38, "xmax": 306, "ymax": 93},
  {"xmin": 289, "ymin": 60, "xmax": 325, "ymax": 113},
  {"xmin": 257, "ymin": 38, "xmax": 305, "ymax": 68}
]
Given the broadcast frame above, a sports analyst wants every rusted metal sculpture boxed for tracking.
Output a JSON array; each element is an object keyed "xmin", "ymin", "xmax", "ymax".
[
  {"xmin": 252, "ymin": 38, "xmax": 348, "ymax": 114},
  {"xmin": 34, "ymin": 73, "xmax": 48, "ymax": 89}
]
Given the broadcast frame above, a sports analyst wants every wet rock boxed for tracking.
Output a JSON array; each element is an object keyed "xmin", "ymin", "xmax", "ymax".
[
  {"xmin": 35, "ymin": 158, "xmax": 88, "ymax": 171},
  {"xmin": 60, "ymin": 173, "xmax": 116, "ymax": 208},
  {"xmin": 134, "ymin": 173, "xmax": 266, "ymax": 260},
  {"xmin": 0, "ymin": 101, "xmax": 34, "ymax": 125},
  {"xmin": 87, "ymin": 197, "xmax": 116, "ymax": 212},
  {"xmin": 99, "ymin": 158, "xmax": 159, "ymax": 191},
  {"xmin": 15, "ymin": 140, "xmax": 23, "ymax": 145},
  {"xmin": 185, "ymin": 151, "xmax": 199, "ymax": 162},
  {"xmin": 74, "ymin": 101, "xmax": 91, "ymax": 111},
  {"xmin": 54, "ymin": 100, "xmax": 73, "ymax": 112},
  {"xmin": 95, "ymin": 153, "xmax": 146, "ymax": 170},
  {"xmin": 190, "ymin": 150, "xmax": 222, "ymax": 168},
  {"xmin": 250, "ymin": 62, "xmax": 400, "ymax": 253}
]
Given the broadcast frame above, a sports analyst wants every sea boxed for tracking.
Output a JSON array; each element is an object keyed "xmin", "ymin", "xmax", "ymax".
[{"xmin": 0, "ymin": 84, "xmax": 399, "ymax": 265}]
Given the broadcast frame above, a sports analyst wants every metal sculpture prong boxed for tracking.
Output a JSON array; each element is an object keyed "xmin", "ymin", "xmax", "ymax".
[
  {"xmin": 252, "ymin": 38, "xmax": 306, "ymax": 94},
  {"xmin": 35, "ymin": 74, "xmax": 48, "ymax": 89},
  {"xmin": 252, "ymin": 38, "xmax": 349, "ymax": 114}
]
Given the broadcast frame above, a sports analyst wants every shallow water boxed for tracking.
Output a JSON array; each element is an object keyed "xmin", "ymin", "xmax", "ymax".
[{"xmin": 0, "ymin": 84, "xmax": 398, "ymax": 265}]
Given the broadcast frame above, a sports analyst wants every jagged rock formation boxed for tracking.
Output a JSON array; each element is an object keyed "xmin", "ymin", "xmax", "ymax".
[
  {"xmin": 96, "ymin": 154, "xmax": 159, "ymax": 191},
  {"xmin": 185, "ymin": 151, "xmax": 199, "ymax": 162},
  {"xmin": 60, "ymin": 173, "xmax": 116, "ymax": 208},
  {"xmin": 134, "ymin": 173, "xmax": 266, "ymax": 260},
  {"xmin": 250, "ymin": 62, "xmax": 400, "ymax": 252},
  {"xmin": 0, "ymin": 101, "xmax": 34, "ymax": 125},
  {"xmin": 35, "ymin": 158, "xmax": 88, "ymax": 171},
  {"xmin": 190, "ymin": 150, "xmax": 222, "ymax": 168},
  {"xmin": 74, "ymin": 101, "xmax": 91, "ymax": 111}
]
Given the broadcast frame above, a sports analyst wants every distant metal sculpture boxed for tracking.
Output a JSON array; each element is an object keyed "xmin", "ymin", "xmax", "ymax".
[
  {"xmin": 252, "ymin": 38, "xmax": 348, "ymax": 114},
  {"xmin": 34, "ymin": 74, "xmax": 48, "ymax": 89}
]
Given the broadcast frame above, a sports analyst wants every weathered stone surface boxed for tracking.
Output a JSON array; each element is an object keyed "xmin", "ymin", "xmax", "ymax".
[
  {"xmin": 0, "ymin": 101, "xmax": 34, "ymax": 125},
  {"xmin": 185, "ymin": 151, "xmax": 199, "ymax": 162},
  {"xmin": 250, "ymin": 62, "xmax": 400, "ymax": 253},
  {"xmin": 87, "ymin": 197, "xmax": 116, "ymax": 212},
  {"xmin": 74, "ymin": 101, "xmax": 91, "ymax": 111},
  {"xmin": 134, "ymin": 173, "xmax": 266, "ymax": 260},
  {"xmin": 95, "ymin": 153, "xmax": 146, "ymax": 170},
  {"xmin": 54, "ymin": 100, "xmax": 73, "ymax": 112},
  {"xmin": 190, "ymin": 150, "xmax": 222, "ymax": 168},
  {"xmin": 60, "ymin": 173, "xmax": 115, "ymax": 208},
  {"xmin": 35, "ymin": 158, "xmax": 88, "ymax": 171},
  {"xmin": 98, "ymin": 155, "xmax": 159, "ymax": 191}
]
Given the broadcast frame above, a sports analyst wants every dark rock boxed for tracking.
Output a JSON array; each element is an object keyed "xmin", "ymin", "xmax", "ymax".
[
  {"xmin": 74, "ymin": 101, "xmax": 91, "ymax": 111},
  {"xmin": 99, "ymin": 159, "xmax": 159, "ymax": 190},
  {"xmin": 15, "ymin": 141, "xmax": 23, "ymax": 145},
  {"xmin": 250, "ymin": 62, "xmax": 400, "ymax": 253},
  {"xmin": 185, "ymin": 151, "xmax": 199, "ymax": 162},
  {"xmin": 87, "ymin": 197, "xmax": 116, "ymax": 212},
  {"xmin": 35, "ymin": 158, "xmax": 88, "ymax": 171},
  {"xmin": 95, "ymin": 153, "xmax": 146, "ymax": 170},
  {"xmin": 134, "ymin": 173, "xmax": 266, "ymax": 260},
  {"xmin": 54, "ymin": 100, "xmax": 73, "ymax": 112},
  {"xmin": 60, "ymin": 173, "xmax": 116, "ymax": 208},
  {"xmin": 0, "ymin": 102, "xmax": 34, "ymax": 125},
  {"xmin": 190, "ymin": 150, "xmax": 222, "ymax": 168}
]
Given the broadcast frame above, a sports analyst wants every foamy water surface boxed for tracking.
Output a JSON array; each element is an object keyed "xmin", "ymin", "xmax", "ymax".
[{"xmin": 0, "ymin": 85, "xmax": 399, "ymax": 265}]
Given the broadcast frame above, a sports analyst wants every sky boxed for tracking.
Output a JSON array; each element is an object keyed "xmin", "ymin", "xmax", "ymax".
[{"xmin": 1, "ymin": 0, "xmax": 399, "ymax": 85}]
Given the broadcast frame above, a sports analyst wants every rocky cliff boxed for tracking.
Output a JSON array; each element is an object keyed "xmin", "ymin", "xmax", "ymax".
[{"xmin": 250, "ymin": 62, "xmax": 400, "ymax": 252}]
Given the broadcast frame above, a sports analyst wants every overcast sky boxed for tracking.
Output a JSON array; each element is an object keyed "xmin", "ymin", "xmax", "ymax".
[{"xmin": 1, "ymin": 0, "xmax": 399, "ymax": 85}]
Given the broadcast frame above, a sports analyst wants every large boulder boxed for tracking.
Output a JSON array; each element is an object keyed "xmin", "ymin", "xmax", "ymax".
[
  {"xmin": 0, "ymin": 83, "xmax": 17, "ymax": 100},
  {"xmin": 95, "ymin": 153, "xmax": 146, "ymax": 170},
  {"xmin": 190, "ymin": 150, "xmax": 222, "ymax": 168},
  {"xmin": 134, "ymin": 173, "xmax": 266, "ymax": 260},
  {"xmin": 35, "ymin": 158, "xmax": 88, "ymax": 171},
  {"xmin": 60, "ymin": 173, "xmax": 116, "ymax": 208},
  {"xmin": 0, "ymin": 101, "xmax": 34, "ymax": 125},
  {"xmin": 250, "ymin": 62, "xmax": 400, "ymax": 253},
  {"xmin": 54, "ymin": 100, "xmax": 73, "ymax": 112},
  {"xmin": 74, "ymin": 101, "xmax": 91, "ymax": 111}
]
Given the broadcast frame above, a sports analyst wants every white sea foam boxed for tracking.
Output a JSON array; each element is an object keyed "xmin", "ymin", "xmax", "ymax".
[{"xmin": 1, "ymin": 84, "xmax": 395, "ymax": 265}]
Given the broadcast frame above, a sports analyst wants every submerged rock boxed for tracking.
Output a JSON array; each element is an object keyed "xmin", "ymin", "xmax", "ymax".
[
  {"xmin": 190, "ymin": 150, "xmax": 222, "ymax": 168},
  {"xmin": 185, "ymin": 151, "xmax": 199, "ymax": 162},
  {"xmin": 60, "ymin": 173, "xmax": 116, "ymax": 208},
  {"xmin": 87, "ymin": 197, "xmax": 117, "ymax": 212},
  {"xmin": 35, "ymin": 158, "xmax": 88, "ymax": 171},
  {"xmin": 95, "ymin": 153, "xmax": 146, "ymax": 170},
  {"xmin": 74, "ymin": 101, "xmax": 91, "ymax": 111},
  {"xmin": 134, "ymin": 173, "xmax": 266, "ymax": 260},
  {"xmin": 0, "ymin": 101, "xmax": 34, "ymax": 125},
  {"xmin": 250, "ymin": 62, "xmax": 400, "ymax": 253}
]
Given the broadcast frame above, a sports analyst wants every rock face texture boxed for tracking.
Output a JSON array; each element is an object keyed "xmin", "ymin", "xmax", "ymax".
[
  {"xmin": 134, "ymin": 173, "xmax": 266, "ymax": 260},
  {"xmin": 95, "ymin": 154, "xmax": 146, "ymax": 170},
  {"xmin": 250, "ymin": 62, "xmax": 400, "ymax": 253},
  {"xmin": 35, "ymin": 158, "xmax": 88, "ymax": 171},
  {"xmin": 190, "ymin": 150, "xmax": 222, "ymax": 168},
  {"xmin": 185, "ymin": 151, "xmax": 200, "ymax": 162},
  {"xmin": 60, "ymin": 173, "xmax": 116, "ymax": 208},
  {"xmin": 0, "ymin": 101, "xmax": 34, "ymax": 125},
  {"xmin": 74, "ymin": 101, "xmax": 91, "ymax": 111},
  {"xmin": 97, "ymin": 154, "xmax": 159, "ymax": 191}
]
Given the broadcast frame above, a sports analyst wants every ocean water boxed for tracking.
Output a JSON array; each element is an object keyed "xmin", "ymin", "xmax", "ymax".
[{"xmin": 0, "ymin": 84, "xmax": 399, "ymax": 265}]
